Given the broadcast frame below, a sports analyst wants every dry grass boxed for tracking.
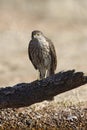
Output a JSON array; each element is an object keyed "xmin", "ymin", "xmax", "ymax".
[{"xmin": 0, "ymin": 101, "xmax": 87, "ymax": 130}]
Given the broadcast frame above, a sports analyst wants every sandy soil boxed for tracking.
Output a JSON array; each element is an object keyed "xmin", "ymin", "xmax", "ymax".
[{"xmin": 0, "ymin": 0, "xmax": 87, "ymax": 103}]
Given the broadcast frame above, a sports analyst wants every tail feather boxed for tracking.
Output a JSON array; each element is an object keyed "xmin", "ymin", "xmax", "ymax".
[{"xmin": 49, "ymin": 67, "xmax": 55, "ymax": 76}]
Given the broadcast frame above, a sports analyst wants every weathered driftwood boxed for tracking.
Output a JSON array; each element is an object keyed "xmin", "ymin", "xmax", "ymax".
[{"xmin": 0, "ymin": 70, "xmax": 87, "ymax": 108}]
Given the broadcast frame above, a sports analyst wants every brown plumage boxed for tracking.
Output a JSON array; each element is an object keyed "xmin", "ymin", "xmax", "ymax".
[{"xmin": 28, "ymin": 30, "xmax": 57, "ymax": 79}]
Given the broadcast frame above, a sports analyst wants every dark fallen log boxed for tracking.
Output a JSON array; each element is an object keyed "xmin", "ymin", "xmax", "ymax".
[{"xmin": 0, "ymin": 70, "xmax": 87, "ymax": 108}]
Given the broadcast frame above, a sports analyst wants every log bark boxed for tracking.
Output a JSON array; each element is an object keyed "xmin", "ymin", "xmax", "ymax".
[{"xmin": 0, "ymin": 70, "xmax": 87, "ymax": 108}]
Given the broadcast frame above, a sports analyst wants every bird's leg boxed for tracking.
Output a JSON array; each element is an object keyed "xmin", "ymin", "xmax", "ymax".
[
  {"xmin": 36, "ymin": 70, "xmax": 40, "ymax": 80},
  {"xmin": 40, "ymin": 69, "xmax": 46, "ymax": 79},
  {"xmin": 47, "ymin": 67, "xmax": 55, "ymax": 77},
  {"xmin": 45, "ymin": 70, "xmax": 48, "ymax": 78},
  {"xmin": 46, "ymin": 69, "xmax": 50, "ymax": 77}
]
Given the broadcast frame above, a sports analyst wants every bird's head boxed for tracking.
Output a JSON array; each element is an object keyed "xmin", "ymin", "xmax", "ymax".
[{"xmin": 31, "ymin": 30, "xmax": 45, "ymax": 40}]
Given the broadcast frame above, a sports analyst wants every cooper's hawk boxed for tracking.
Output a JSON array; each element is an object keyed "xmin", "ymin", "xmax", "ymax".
[{"xmin": 28, "ymin": 30, "xmax": 57, "ymax": 79}]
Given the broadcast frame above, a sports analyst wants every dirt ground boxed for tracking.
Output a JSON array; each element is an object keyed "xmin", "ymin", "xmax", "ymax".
[{"xmin": 0, "ymin": 0, "xmax": 87, "ymax": 103}]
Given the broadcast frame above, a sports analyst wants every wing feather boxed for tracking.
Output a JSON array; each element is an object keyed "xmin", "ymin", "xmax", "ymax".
[
  {"xmin": 46, "ymin": 38, "xmax": 57, "ymax": 74},
  {"xmin": 28, "ymin": 40, "xmax": 37, "ymax": 69}
]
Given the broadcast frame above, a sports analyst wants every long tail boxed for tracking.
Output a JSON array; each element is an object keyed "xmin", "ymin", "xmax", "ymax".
[{"xmin": 49, "ymin": 67, "xmax": 55, "ymax": 76}]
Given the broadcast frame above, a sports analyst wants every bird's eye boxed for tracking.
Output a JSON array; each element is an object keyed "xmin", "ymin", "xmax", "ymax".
[{"xmin": 37, "ymin": 33, "xmax": 40, "ymax": 36}]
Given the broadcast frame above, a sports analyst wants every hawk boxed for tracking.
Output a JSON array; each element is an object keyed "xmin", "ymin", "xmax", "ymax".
[{"xmin": 28, "ymin": 30, "xmax": 57, "ymax": 79}]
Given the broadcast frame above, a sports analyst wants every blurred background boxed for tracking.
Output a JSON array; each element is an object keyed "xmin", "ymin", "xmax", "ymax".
[{"xmin": 0, "ymin": 0, "xmax": 87, "ymax": 102}]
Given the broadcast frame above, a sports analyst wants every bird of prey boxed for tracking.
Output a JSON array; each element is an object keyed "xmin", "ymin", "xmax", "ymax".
[{"xmin": 28, "ymin": 30, "xmax": 57, "ymax": 79}]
